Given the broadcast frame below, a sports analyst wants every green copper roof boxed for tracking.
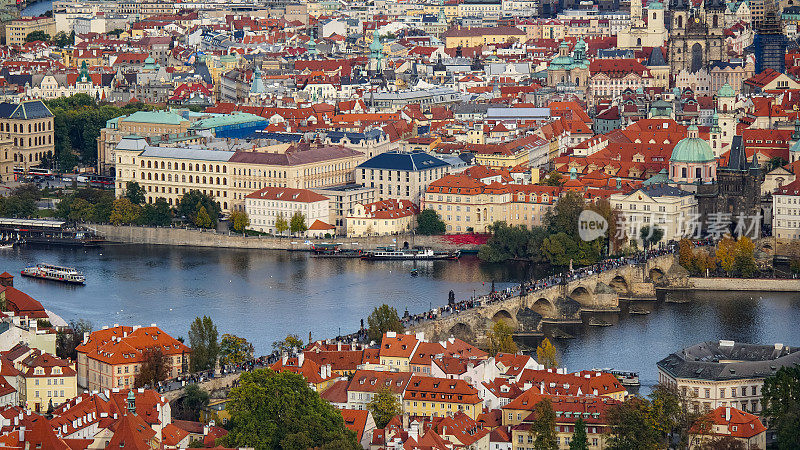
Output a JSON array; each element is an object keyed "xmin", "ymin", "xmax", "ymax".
[
  {"xmin": 649, "ymin": 1, "xmax": 664, "ymax": 9},
  {"xmin": 122, "ymin": 111, "xmax": 187, "ymax": 126},
  {"xmin": 190, "ymin": 112, "xmax": 266, "ymax": 130},
  {"xmin": 717, "ymin": 82, "xmax": 735, "ymax": 98},
  {"xmin": 670, "ymin": 127, "xmax": 715, "ymax": 163},
  {"xmin": 790, "ymin": 138, "xmax": 800, "ymax": 152}
]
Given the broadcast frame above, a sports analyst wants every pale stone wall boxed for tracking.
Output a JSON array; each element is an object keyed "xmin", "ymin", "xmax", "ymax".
[
  {"xmin": 687, "ymin": 277, "xmax": 800, "ymax": 291},
  {"xmin": 90, "ymin": 224, "xmax": 478, "ymax": 251}
]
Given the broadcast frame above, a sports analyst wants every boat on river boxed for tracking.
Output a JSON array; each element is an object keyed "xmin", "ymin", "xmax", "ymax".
[
  {"xmin": 361, "ymin": 248, "xmax": 460, "ymax": 261},
  {"xmin": 21, "ymin": 264, "xmax": 85, "ymax": 285},
  {"xmin": 310, "ymin": 243, "xmax": 363, "ymax": 258},
  {"xmin": 591, "ymin": 368, "xmax": 640, "ymax": 386}
]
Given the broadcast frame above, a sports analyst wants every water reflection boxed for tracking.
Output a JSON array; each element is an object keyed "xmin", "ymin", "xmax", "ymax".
[{"xmin": 1, "ymin": 244, "xmax": 797, "ymax": 390}]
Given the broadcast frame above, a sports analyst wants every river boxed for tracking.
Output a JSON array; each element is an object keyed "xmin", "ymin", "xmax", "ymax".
[
  {"xmin": 2, "ymin": 244, "xmax": 798, "ymax": 391},
  {"xmin": 21, "ymin": 0, "xmax": 53, "ymax": 17}
]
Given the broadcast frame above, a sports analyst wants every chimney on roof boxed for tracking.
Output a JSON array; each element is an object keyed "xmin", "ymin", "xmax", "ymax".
[
  {"xmin": 337, "ymin": 341, "xmax": 342, "ymax": 351},
  {"xmin": 282, "ymin": 353, "xmax": 288, "ymax": 365},
  {"xmin": 114, "ymin": 323, "xmax": 119, "ymax": 328},
  {"xmin": 298, "ymin": 352, "xmax": 305, "ymax": 367},
  {"xmin": 0, "ymin": 273, "xmax": 13, "ymax": 288},
  {"xmin": 725, "ymin": 406, "xmax": 731, "ymax": 422},
  {"xmin": 540, "ymin": 381, "xmax": 545, "ymax": 394},
  {"xmin": 18, "ymin": 426, "xmax": 24, "ymax": 442}
]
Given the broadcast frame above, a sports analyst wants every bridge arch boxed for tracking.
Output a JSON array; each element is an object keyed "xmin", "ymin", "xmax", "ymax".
[
  {"xmin": 649, "ymin": 268, "xmax": 665, "ymax": 284},
  {"xmin": 569, "ymin": 286, "xmax": 593, "ymax": 306},
  {"xmin": 532, "ymin": 298, "xmax": 555, "ymax": 317},
  {"xmin": 449, "ymin": 322, "xmax": 475, "ymax": 342},
  {"xmin": 492, "ymin": 309, "xmax": 514, "ymax": 324},
  {"xmin": 609, "ymin": 275, "xmax": 630, "ymax": 294}
]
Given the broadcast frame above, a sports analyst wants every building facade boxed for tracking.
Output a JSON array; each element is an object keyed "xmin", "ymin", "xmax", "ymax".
[{"xmin": 244, "ymin": 186, "xmax": 330, "ymax": 235}]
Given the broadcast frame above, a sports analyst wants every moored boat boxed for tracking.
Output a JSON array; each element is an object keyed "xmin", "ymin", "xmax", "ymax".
[
  {"xmin": 361, "ymin": 248, "xmax": 460, "ymax": 261},
  {"xmin": 21, "ymin": 264, "xmax": 85, "ymax": 285}
]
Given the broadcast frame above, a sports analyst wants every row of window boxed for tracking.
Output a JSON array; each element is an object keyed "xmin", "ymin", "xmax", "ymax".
[
  {"xmin": 1, "ymin": 120, "xmax": 51, "ymax": 134},
  {"xmin": 142, "ymin": 160, "xmax": 227, "ymax": 173}
]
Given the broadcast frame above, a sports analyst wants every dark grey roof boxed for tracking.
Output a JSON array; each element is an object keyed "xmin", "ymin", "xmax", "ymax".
[
  {"xmin": 357, "ymin": 151, "xmax": 449, "ymax": 172},
  {"xmin": 725, "ymin": 136, "xmax": 748, "ymax": 171},
  {"xmin": 0, "ymin": 101, "xmax": 53, "ymax": 120},
  {"xmin": 647, "ymin": 47, "xmax": 666, "ymax": 66},
  {"xmin": 638, "ymin": 183, "xmax": 694, "ymax": 197},
  {"xmin": 657, "ymin": 340, "xmax": 800, "ymax": 381}
]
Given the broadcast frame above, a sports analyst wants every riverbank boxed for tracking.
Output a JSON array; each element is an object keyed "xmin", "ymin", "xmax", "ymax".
[
  {"xmin": 683, "ymin": 277, "xmax": 800, "ymax": 292},
  {"xmin": 89, "ymin": 223, "xmax": 481, "ymax": 251}
]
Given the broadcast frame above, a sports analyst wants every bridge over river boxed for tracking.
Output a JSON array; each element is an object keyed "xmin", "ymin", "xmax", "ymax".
[{"xmin": 407, "ymin": 253, "xmax": 684, "ymax": 345}]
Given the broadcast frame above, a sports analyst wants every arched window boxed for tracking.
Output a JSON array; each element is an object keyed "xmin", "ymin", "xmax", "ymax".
[
  {"xmin": 182, "ymin": 163, "xmax": 186, "ymax": 170},
  {"xmin": 713, "ymin": 15, "xmax": 718, "ymax": 28},
  {"xmin": 696, "ymin": 167, "xmax": 702, "ymax": 179},
  {"xmin": 681, "ymin": 167, "xmax": 687, "ymax": 178},
  {"xmin": 678, "ymin": 16, "xmax": 683, "ymax": 28}
]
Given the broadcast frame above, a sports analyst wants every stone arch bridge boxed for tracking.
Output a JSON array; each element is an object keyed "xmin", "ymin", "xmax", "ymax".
[{"xmin": 408, "ymin": 254, "xmax": 682, "ymax": 345}]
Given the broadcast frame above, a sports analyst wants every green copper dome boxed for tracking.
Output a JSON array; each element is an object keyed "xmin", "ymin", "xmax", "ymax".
[
  {"xmin": 670, "ymin": 126, "xmax": 715, "ymax": 162},
  {"xmin": 649, "ymin": 1, "xmax": 664, "ymax": 9},
  {"xmin": 717, "ymin": 82, "xmax": 735, "ymax": 98},
  {"xmin": 790, "ymin": 138, "xmax": 800, "ymax": 153}
]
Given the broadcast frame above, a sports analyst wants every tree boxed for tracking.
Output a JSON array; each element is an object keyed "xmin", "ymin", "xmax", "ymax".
[
  {"xmin": 219, "ymin": 333, "xmax": 255, "ymax": 365},
  {"xmin": 125, "ymin": 181, "xmax": 146, "ymax": 205},
  {"xmin": 545, "ymin": 190, "xmax": 585, "ymax": 238},
  {"xmin": 762, "ymin": 366, "xmax": 800, "ymax": 450},
  {"xmin": 134, "ymin": 347, "xmax": 169, "ymax": 388},
  {"xmin": 188, "ymin": 316, "xmax": 220, "ymax": 372},
  {"xmin": 55, "ymin": 319, "xmax": 92, "ymax": 360},
  {"xmin": 530, "ymin": 398, "xmax": 557, "ymax": 450},
  {"xmin": 570, "ymin": 417, "xmax": 588, "ymax": 450},
  {"xmin": 733, "ymin": 236, "xmax": 756, "ymax": 277},
  {"xmin": 606, "ymin": 397, "xmax": 662, "ymax": 450},
  {"xmin": 25, "ymin": 30, "xmax": 50, "ymax": 43},
  {"xmin": 178, "ymin": 190, "xmax": 220, "ymax": 227},
  {"xmin": 701, "ymin": 436, "xmax": 747, "ymax": 450},
  {"xmin": 195, "ymin": 205, "xmax": 213, "ymax": 228},
  {"xmin": 487, "ymin": 319, "xmax": 517, "ymax": 356},
  {"xmin": 176, "ymin": 384, "xmax": 210, "ymax": 421},
  {"xmin": 478, "ymin": 222, "xmax": 548, "ymax": 263},
  {"xmin": 639, "ymin": 225, "xmax": 664, "ymax": 249},
  {"xmin": 52, "ymin": 31, "xmax": 74, "ymax": 47},
  {"xmin": 290, "ymin": 211, "xmax": 307, "ymax": 235},
  {"xmin": 536, "ymin": 338, "xmax": 559, "ymax": 369},
  {"xmin": 109, "ymin": 197, "xmax": 140, "ymax": 225},
  {"xmin": 272, "ymin": 334, "xmax": 304, "ymax": 354},
  {"xmin": 219, "ymin": 369, "xmax": 360, "ymax": 450},
  {"xmin": 367, "ymin": 387, "xmax": 401, "ymax": 428},
  {"xmin": 140, "ymin": 198, "xmax": 172, "ymax": 226},
  {"xmin": 716, "ymin": 236, "xmax": 737, "ymax": 274},
  {"xmin": 541, "ymin": 171, "xmax": 564, "ymax": 186},
  {"xmin": 230, "ymin": 210, "xmax": 250, "ymax": 233},
  {"xmin": 275, "ymin": 213, "xmax": 289, "ymax": 235},
  {"xmin": 417, "ymin": 209, "xmax": 447, "ymax": 235},
  {"xmin": 366, "ymin": 304, "xmax": 404, "ymax": 342},
  {"xmin": 679, "ymin": 239, "xmax": 695, "ymax": 271}
]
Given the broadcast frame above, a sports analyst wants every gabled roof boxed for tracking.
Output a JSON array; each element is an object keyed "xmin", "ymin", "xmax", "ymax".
[{"xmin": 358, "ymin": 151, "xmax": 449, "ymax": 172}]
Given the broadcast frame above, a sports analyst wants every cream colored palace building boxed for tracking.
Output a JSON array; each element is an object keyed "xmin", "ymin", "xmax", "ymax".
[{"xmin": 114, "ymin": 136, "xmax": 365, "ymax": 212}]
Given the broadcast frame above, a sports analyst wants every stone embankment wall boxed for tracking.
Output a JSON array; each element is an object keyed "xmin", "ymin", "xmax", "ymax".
[
  {"xmin": 163, "ymin": 372, "xmax": 241, "ymax": 402},
  {"xmin": 686, "ymin": 277, "xmax": 800, "ymax": 292},
  {"xmin": 89, "ymin": 224, "xmax": 480, "ymax": 251}
]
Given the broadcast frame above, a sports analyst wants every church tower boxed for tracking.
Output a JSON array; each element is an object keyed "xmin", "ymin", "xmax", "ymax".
[
  {"xmin": 368, "ymin": 29, "xmax": 383, "ymax": 73},
  {"xmin": 716, "ymin": 83, "xmax": 736, "ymax": 149}
]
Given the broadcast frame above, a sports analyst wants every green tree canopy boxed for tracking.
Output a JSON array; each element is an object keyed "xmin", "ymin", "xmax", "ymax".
[
  {"xmin": 367, "ymin": 387, "xmax": 401, "ymax": 428},
  {"xmin": 416, "ymin": 209, "xmax": 446, "ymax": 235},
  {"xmin": 570, "ymin": 417, "xmax": 588, "ymax": 450},
  {"xmin": 639, "ymin": 225, "xmax": 664, "ymax": 249},
  {"xmin": 176, "ymin": 384, "xmax": 210, "ymax": 421},
  {"xmin": 606, "ymin": 397, "xmax": 663, "ymax": 450},
  {"xmin": 762, "ymin": 366, "xmax": 800, "ymax": 449},
  {"xmin": 177, "ymin": 190, "xmax": 220, "ymax": 228},
  {"xmin": 272, "ymin": 334, "xmax": 304, "ymax": 354},
  {"xmin": 230, "ymin": 210, "xmax": 250, "ymax": 233},
  {"xmin": 219, "ymin": 369, "xmax": 360, "ymax": 450},
  {"xmin": 140, "ymin": 198, "xmax": 172, "ymax": 226},
  {"xmin": 478, "ymin": 221, "xmax": 548, "ymax": 263},
  {"xmin": 290, "ymin": 211, "xmax": 307, "ymax": 235},
  {"xmin": 275, "ymin": 213, "xmax": 289, "ymax": 235},
  {"xmin": 536, "ymin": 338, "xmax": 559, "ymax": 369},
  {"xmin": 219, "ymin": 333, "xmax": 255, "ymax": 365},
  {"xmin": 487, "ymin": 319, "xmax": 517, "ymax": 356},
  {"xmin": 530, "ymin": 398, "xmax": 558, "ymax": 450},
  {"xmin": 188, "ymin": 316, "xmax": 220, "ymax": 372},
  {"xmin": 544, "ymin": 190, "xmax": 584, "ymax": 238},
  {"xmin": 125, "ymin": 181, "xmax": 146, "ymax": 205},
  {"xmin": 55, "ymin": 319, "xmax": 92, "ymax": 360},
  {"xmin": 367, "ymin": 304, "xmax": 404, "ymax": 342},
  {"xmin": 25, "ymin": 30, "xmax": 50, "ymax": 43},
  {"xmin": 109, "ymin": 197, "xmax": 140, "ymax": 225}
]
